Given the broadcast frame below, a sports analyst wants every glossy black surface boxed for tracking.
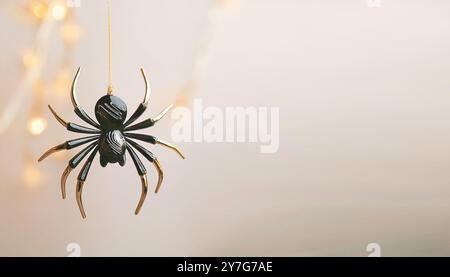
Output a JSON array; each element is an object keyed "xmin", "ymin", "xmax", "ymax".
[
  {"xmin": 95, "ymin": 95, "xmax": 127, "ymax": 130},
  {"xmin": 124, "ymin": 133, "xmax": 157, "ymax": 144},
  {"xmin": 124, "ymin": 103, "xmax": 147, "ymax": 127},
  {"xmin": 126, "ymin": 139, "xmax": 156, "ymax": 162},
  {"xmin": 99, "ymin": 130, "xmax": 126, "ymax": 166},
  {"xmin": 39, "ymin": 66, "xmax": 185, "ymax": 217},
  {"xmin": 69, "ymin": 141, "xmax": 98, "ymax": 168},
  {"xmin": 127, "ymin": 146, "xmax": 146, "ymax": 175},
  {"xmin": 124, "ymin": 118, "xmax": 155, "ymax": 132},
  {"xmin": 67, "ymin": 122, "xmax": 100, "ymax": 134},
  {"xmin": 45, "ymin": 93, "xmax": 163, "ymax": 184},
  {"xmin": 75, "ymin": 107, "xmax": 101, "ymax": 129},
  {"xmin": 78, "ymin": 146, "xmax": 99, "ymax": 182}
]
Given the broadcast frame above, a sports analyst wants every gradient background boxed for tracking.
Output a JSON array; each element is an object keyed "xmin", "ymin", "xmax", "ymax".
[{"xmin": 0, "ymin": 0, "xmax": 449, "ymax": 256}]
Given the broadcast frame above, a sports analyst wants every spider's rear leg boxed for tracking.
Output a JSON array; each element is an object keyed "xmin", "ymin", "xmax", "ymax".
[
  {"xmin": 61, "ymin": 141, "xmax": 98, "ymax": 199},
  {"xmin": 76, "ymin": 146, "xmax": 99, "ymax": 219},
  {"xmin": 38, "ymin": 135, "xmax": 99, "ymax": 162},
  {"xmin": 126, "ymin": 139, "xmax": 164, "ymax": 194},
  {"xmin": 124, "ymin": 133, "xmax": 185, "ymax": 159},
  {"xmin": 48, "ymin": 105, "xmax": 100, "ymax": 134},
  {"xmin": 127, "ymin": 146, "xmax": 148, "ymax": 215}
]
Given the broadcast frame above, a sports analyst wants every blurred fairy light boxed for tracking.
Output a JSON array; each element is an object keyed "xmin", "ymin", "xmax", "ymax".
[
  {"xmin": 28, "ymin": 78, "xmax": 48, "ymax": 135},
  {"xmin": 51, "ymin": 68, "xmax": 71, "ymax": 95},
  {"xmin": 0, "ymin": 0, "xmax": 82, "ymax": 134},
  {"xmin": 0, "ymin": 0, "xmax": 81, "ymax": 189},
  {"xmin": 28, "ymin": 117, "xmax": 48, "ymax": 135},
  {"xmin": 29, "ymin": 0, "xmax": 48, "ymax": 20},
  {"xmin": 51, "ymin": 2, "xmax": 68, "ymax": 21},
  {"xmin": 60, "ymin": 22, "xmax": 82, "ymax": 43},
  {"xmin": 23, "ymin": 163, "xmax": 44, "ymax": 188},
  {"xmin": 22, "ymin": 50, "xmax": 41, "ymax": 69},
  {"xmin": 23, "ymin": 150, "xmax": 46, "ymax": 188}
]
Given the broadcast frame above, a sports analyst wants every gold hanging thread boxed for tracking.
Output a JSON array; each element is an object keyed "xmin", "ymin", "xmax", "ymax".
[
  {"xmin": 38, "ymin": 0, "xmax": 185, "ymax": 219},
  {"xmin": 107, "ymin": 0, "xmax": 113, "ymax": 95}
]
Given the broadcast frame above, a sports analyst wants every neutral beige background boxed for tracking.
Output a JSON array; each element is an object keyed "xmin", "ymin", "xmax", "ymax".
[{"xmin": 0, "ymin": 0, "xmax": 449, "ymax": 256}]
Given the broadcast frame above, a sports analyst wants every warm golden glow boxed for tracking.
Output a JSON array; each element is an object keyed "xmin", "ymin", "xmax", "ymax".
[
  {"xmin": 22, "ymin": 51, "xmax": 41, "ymax": 69},
  {"xmin": 29, "ymin": 0, "xmax": 48, "ymax": 20},
  {"xmin": 28, "ymin": 117, "xmax": 47, "ymax": 135},
  {"xmin": 23, "ymin": 164, "xmax": 44, "ymax": 188},
  {"xmin": 51, "ymin": 3, "xmax": 68, "ymax": 21},
  {"xmin": 52, "ymin": 69, "xmax": 71, "ymax": 95},
  {"xmin": 60, "ymin": 23, "xmax": 82, "ymax": 44}
]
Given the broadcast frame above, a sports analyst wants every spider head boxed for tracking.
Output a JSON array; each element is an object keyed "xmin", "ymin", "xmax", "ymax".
[{"xmin": 95, "ymin": 95, "xmax": 127, "ymax": 129}]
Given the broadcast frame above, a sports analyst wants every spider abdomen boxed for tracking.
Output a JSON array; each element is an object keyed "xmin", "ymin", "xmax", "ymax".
[{"xmin": 99, "ymin": 130, "xmax": 126, "ymax": 167}]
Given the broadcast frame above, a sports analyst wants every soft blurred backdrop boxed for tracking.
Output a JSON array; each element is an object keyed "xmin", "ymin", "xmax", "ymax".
[{"xmin": 0, "ymin": 0, "xmax": 449, "ymax": 256}]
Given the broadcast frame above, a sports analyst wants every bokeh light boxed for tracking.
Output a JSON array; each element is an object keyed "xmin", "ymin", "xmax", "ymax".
[
  {"xmin": 28, "ymin": 117, "xmax": 47, "ymax": 136},
  {"xmin": 23, "ymin": 163, "xmax": 44, "ymax": 188},
  {"xmin": 51, "ymin": 3, "xmax": 68, "ymax": 21},
  {"xmin": 22, "ymin": 51, "xmax": 41, "ymax": 69},
  {"xmin": 60, "ymin": 23, "xmax": 82, "ymax": 44},
  {"xmin": 29, "ymin": 0, "xmax": 48, "ymax": 20}
]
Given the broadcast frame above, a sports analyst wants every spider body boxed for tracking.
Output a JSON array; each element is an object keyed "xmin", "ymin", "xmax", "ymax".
[
  {"xmin": 95, "ymin": 95, "xmax": 128, "ymax": 167},
  {"xmin": 99, "ymin": 130, "xmax": 127, "ymax": 167},
  {"xmin": 38, "ymin": 67, "xmax": 185, "ymax": 218}
]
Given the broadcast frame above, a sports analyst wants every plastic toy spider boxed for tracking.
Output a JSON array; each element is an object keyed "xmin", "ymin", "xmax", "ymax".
[{"xmin": 38, "ymin": 67, "xmax": 184, "ymax": 218}]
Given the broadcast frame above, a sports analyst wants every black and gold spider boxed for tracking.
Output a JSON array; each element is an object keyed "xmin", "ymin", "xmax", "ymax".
[{"xmin": 38, "ymin": 67, "xmax": 184, "ymax": 218}]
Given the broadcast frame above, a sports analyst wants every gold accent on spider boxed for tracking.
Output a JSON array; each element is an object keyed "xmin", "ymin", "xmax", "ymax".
[
  {"xmin": 153, "ymin": 159, "xmax": 164, "ymax": 194},
  {"xmin": 38, "ymin": 144, "xmax": 65, "ymax": 162},
  {"xmin": 76, "ymin": 180, "xmax": 86, "ymax": 219},
  {"xmin": 48, "ymin": 105, "xmax": 68, "ymax": 127},
  {"xmin": 61, "ymin": 165, "xmax": 72, "ymax": 199},
  {"xmin": 156, "ymin": 139, "xmax": 185, "ymax": 159},
  {"xmin": 135, "ymin": 174, "xmax": 149, "ymax": 215},
  {"xmin": 140, "ymin": 68, "xmax": 151, "ymax": 105},
  {"xmin": 153, "ymin": 104, "xmax": 174, "ymax": 123},
  {"xmin": 71, "ymin": 67, "xmax": 81, "ymax": 108}
]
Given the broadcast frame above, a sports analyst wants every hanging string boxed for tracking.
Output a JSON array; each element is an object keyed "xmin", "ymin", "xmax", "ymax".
[{"xmin": 107, "ymin": 0, "xmax": 113, "ymax": 95}]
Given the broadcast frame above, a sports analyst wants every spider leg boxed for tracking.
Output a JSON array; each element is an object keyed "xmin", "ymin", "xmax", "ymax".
[
  {"xmin": 48, "ymin": 105, "xmax": 100, "ymax": 134},
  {"xmin": 76, "ymin": 146, "xmax": 99, "ymax": 219},
  {"xmin": 124, "ymin": 68, "xmax": 151, "ymax": 127},
  {"xmin": 125, "ymin": 133, "xmax": 185, "ymax": 159},
  {"xmin": 61, "ymin": 141, "xmax": 98, "ymax": 199},
  {"xmin": 126, "ymin": 145, "xmax": 149, "ymax": 215},
  {"xmin": 124, "ymin": 104, "xmax": 173, "ymax": 132},
  {"xmin": 71, "ymin": 67, "xmax": 102, "ymax": 129},
  {"xmin": 126, "ymin": 139, "xmax": 164, "ymax": 193},
  {"xmin": 38, "ymin": 135, "xmax": 99, "ymax": 162}
]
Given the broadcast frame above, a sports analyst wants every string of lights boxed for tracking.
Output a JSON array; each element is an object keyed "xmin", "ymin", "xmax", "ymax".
[
  {"xmin": 0, "ymin": 0, "xmax": 82, "ymax": 135},
  {"xmin": 0, "ymin": 0, "xmax": 236, "ymax": 188}
]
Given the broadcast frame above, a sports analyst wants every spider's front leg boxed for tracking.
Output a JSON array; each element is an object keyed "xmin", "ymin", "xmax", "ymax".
[
  {"xmin": 124, "ymin": 104, "xmax": 173, "ymax": 132},
  {"xmin": 38, "ymin": 135, "xmax": 99, "ymax": 162},
  {"xmin": 123, "ymin": 68, "xmax": 151, "ymax": 127},
  {"xmin": 71, "ymin": 67, "xmax": 102, "ymax": 129},
  {"xmin": 76, "ymin": 146, "xmax": 99, "ymax": 219}
]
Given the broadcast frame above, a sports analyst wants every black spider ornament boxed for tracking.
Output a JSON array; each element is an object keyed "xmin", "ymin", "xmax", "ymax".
[{"xmin": 38, "ymin": 67, "xmax": 185, "ymax": 218}]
